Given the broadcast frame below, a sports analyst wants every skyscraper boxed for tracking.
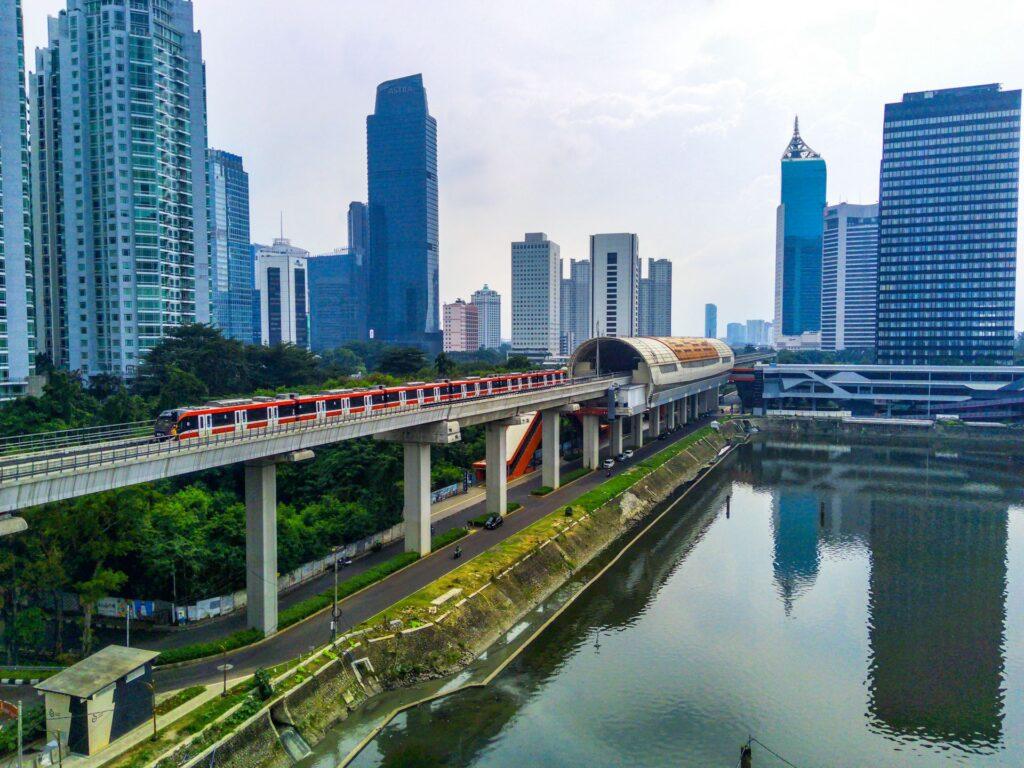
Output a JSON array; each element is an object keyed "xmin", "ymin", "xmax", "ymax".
[
  {"xmin": 32, "ymin": 0, "xmax": 209, "ymax": 377},
  {"xmin": 876, "ymin": 84, "xmax": 1021, "ymax": 365},
  {"xmin": 746, "ymin": 319, "xmax": 767, "ymax": 347},
  {"xmin": 639, "ymin": 258, "xmax": 672, "ymax": 336},
  {"xmin": 442, "ymin": 298, "xmax": 478, "ymax": 353},
  {"xmin": 560, "ymin": 258, "xmax": 592, "ymax": 352},
  {"xmin": 559, "ymin": 274, "xmax": 573, "ymax": 355},
  {"xmin": 0, "ymin": 0, "xmax": 35, "ymax": 396},
  {"xmin": 366, "ymin": 74, "xmax": 439, "ymax": 351},
  {"xmin": 590, "ymin": 233, "xmax": 640, "ymax": 338},
  {"xmin": 256, "ymin": 239, "xmax": 309, "ymax": 347},
  {"xmin": 726, "ymin": 322, "xmax": 746, "ymax": 347},
  {"xmin": 821, "ymin": 203, "xmax": 879, "ymax": 352},
  {"xmin": 774, "ymin": 118, "xmax": 826, "ymax": 350},
  {"xmin": 308, "ymin": 248, "xmax": 366, "ymax": 352},
  {"xmin": 511, "ymin": 233, "xmax": 560, "ymax": 360},
  {"xmin": 207, "ymin": 150, "xmax": 253, "ymax": 344},
  {"xmin": 347, "ymin": 201, "xmax": 369, "ymax": 256},
  {"xmin": 704, "ymin": 303, "xmax": 718, "ymax": 339},
  {"xmin": 471, "ymin": 284, "xmax": 500, "ymax": 349}
]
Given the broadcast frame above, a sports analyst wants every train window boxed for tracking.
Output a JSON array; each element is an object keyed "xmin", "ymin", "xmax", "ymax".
[
  {"xmin": 181, "ymin": 416, "xmax": 198, "ymax": 432},
  {"xmin": 326, "ymin": 398, "xmax": 342, "ymax": 411},
  {"xmin": 249, "ymin": 407, "xmax": 268, "ymax": 422},
  {"xmin": 387, "ymin": 390, "xmax": 400, "ymax": 403},
  {"xmin": 278, "ymin": 404, "xmax": 295, "ymax": 418},
  {"xmin": 212, "ymin": 411, "xmax": 233, "ymax": 427},
  {"xmin": 297, "ymin": 400, "xmax": 317, "ymax": 415},
  {"xmin": 371, "ymin": 392, "xmax": 384, "ymax": 405}
]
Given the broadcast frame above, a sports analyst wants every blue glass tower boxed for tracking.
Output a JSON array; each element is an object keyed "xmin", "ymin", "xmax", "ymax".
[
  {"xmin": 366, "ymin": 74, "xmax": 439, "ymax": 351},
  {"xmin": 308, "ymin": 249, "xmax": 367, "ymax": 352},
  {"xmin": 774, "ymin": 118, "xmax": 827, "ymax": 340},
  {"xmin": 207, "ymin": 150, "xmax": 253, "ymax": 343},
  {"xmin": 876, "ymin": 84, "xmax": 1021, "ymax": 365}
]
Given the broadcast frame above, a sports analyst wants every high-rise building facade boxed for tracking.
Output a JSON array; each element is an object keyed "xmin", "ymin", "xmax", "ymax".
[
  {"xmin": 726, "ymin": 322, "xmax": 746, "ymax": 347},
  {"xmin": 0, "ymin": 0, "xmax": 35, "ymax": 396},
  {"xmin": 511, "ymin": 232, "xmax": 559, "ymax": 359},
  {"xmin": 347, "ymin": 201, "xmax": 369, "ymax": 256},
  {"xmin": 308, "ymin": 248, "xmax": 366, "ymax": 352},
  {"xmin": 559, "ymin": 258, "xmax": 591, "ymax": 354},
  {"xmin": 207, "ymin": 150, "xmax": 252, "ymax": 344},
  {"xmin": 705, "ymin": 303, "xmax": 718, "ymax": 339},
  {"xmin": 590, "ymin": 233, "xmax": 639, "ymax": 338},
  {"xmin": 256, "ymin": 239, "xmax": 309, "ymax": 347},
  {"xmin": 366, "ymin": 74, "xmax": 439, "ymax": 351},
  {"xmin": 471, "ymin": 284, "xmax": 500, "ymax": 349},
  {"xmin": 746, "ymin": 319, "xmax": 768, "ymax": 347},
  {"xmin": 876, "ymin": 85, "xmax": 1021, "ymax": 365},
  {"xmin": 774, "ymin": 118, "xmax": 826, "ymax": 350},
  {"xmin": 32, "ymin": 0, "xmax": 209, "ymax": 377},
  {"xmin": 442, "ymin": 298, "xmax": 479, "ymax": 353},
  {"xmin": 821, "ymin": 203, "xmax": 879, "ymax": 352},
  {"xmin": 559, "ymin": 275, "xmax": 573, "ymax": 355},
  {"xmin": 639, "ymin": 258, "xmax": 672, "ymax": 336}
]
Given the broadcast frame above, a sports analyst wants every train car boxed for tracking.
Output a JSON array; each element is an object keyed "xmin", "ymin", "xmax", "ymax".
[{"xmin": 154, "ymin": 368, "xmax": 570, "ymax": 441}]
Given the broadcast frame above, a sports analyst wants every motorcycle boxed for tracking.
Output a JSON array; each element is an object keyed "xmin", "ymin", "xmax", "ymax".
[{"xmin": 453, "ymin": 546, "xmax": 463, "ymax": 560}]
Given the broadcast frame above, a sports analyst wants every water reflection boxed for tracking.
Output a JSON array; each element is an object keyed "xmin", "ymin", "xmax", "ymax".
[{"xmin": 754, "ymin": 443, "xmax": 1011, "ymax": 751}]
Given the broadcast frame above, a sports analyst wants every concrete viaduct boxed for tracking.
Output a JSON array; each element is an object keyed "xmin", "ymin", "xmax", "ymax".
[{"xmin": 0, "ymin": 337, "xmax": 755, "ymax": 636}]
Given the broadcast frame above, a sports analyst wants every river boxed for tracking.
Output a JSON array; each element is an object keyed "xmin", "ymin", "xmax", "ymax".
[{"xmin": 330, "ymin": 440, "xmax": 1024, "ymax": 767}]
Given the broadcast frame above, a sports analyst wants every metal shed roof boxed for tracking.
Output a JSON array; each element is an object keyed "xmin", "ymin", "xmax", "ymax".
[{"xmin": 35, "ymin": 645, "xmax": 159, "ymax": 699}]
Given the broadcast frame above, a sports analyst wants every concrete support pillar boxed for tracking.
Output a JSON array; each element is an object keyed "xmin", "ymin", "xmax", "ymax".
[
  {"xmin": 667, "ymin": 401, "xmax": 677, "ymax": 430},
  {"xmin": 649, "ymin": 406, "xmax": 662, "ymax": 437},
  {"xmin": 690, "ymin": 393, "xmax": 698, "ymax": 421},
  {"xmin": 403, "ymin": 442, "xmax": 431, "ymax": 555},
  {"xmin": 245, "ymin": 460, "xmax": 278, "ymax": 636},
  {"xmin": 581, "ymin": 414, "xmax": 600, "ymax": 469},
  {"xmin": 541, "ymin": 409, "xmax": 561, "ymax": 490},
  {"xmin": 677, "ymin": 397, "xmax": 686, "ymax": 426},
  {"xmin": 710, "ymin": 385, "xmax": 719, "ymax": 414},
  {"xmin": 631, "ymin": 414, "xmax": 644, "ymax": 449},
  {"xmin": 610, "ymin": 417, "xmax": 624, "ymax": 456},
  {"xmin": 486, "ymin": 422, "xmax": 508, "ymax": 515}
]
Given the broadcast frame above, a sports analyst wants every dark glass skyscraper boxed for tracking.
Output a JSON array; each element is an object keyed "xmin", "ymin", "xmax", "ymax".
[
  {"xmin": 208, "ymin": 150, "xmax": 253, "ymax": 343},
  {"xmin": 308, "ymin": 249, "xmax": 366, "ymax": 352},
  {"xmin": 876, "ymin": 84, "xmax": 1021, "ymax": 365},
  {"xmin": 366, "ymin": 74, "xmax": 439, "ymax": 351},
  {"xmin": 774, "ymin": 119, "xmax": 827, "ymax": 343}
]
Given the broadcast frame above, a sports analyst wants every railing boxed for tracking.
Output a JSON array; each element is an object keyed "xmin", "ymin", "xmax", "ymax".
[
  {"xmin": 0, "ymin": 420, "xmax": 153, "ymax": 457},
  {"xmin": 0, "ymin": 375, "xmax": 625, "ymax": 485}
]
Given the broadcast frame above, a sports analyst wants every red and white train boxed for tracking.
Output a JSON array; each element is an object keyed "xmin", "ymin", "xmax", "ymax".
[{"xmin": 154, "ymin": 369, "xmax": 569, "ymax": 441}]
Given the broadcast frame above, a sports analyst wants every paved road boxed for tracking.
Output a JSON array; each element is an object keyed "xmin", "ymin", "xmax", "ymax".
[{"xmin": 155, "ymin": 416, "xmax": 711, "ymax": 690}]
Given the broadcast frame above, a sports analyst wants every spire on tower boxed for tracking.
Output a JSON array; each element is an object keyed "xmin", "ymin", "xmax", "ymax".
[{"xmin": 782, "ymin": 115, "xmax": 820, "ymax": 160}]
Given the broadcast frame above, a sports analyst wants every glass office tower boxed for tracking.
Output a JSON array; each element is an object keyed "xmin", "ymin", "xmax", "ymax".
[
  {"xmin": 207, "ymin": 150, "xmax": 252, "ymax": 343},
  {"xmin": 774, "ymin": 118, "xmax": 826, "ymax": 346},
  {"xmin": 876, "ymin": 84, "xmax": 1021, "ymax": 365},
  {"xmin": 32, "ymin": 0, "xmax": 208, "ymax": 377},
  {"xmin": 704, "ymin": 303, "xmax": 718, "ymax": 339},
  {"xmin": 0, "ymin": 0, "xmax": 36, "ymax": 396},
  {"xmin": 308, "ymin": 248, "xmax": 366, "ymax": 352},
  {"xmin": 366, "ymin": 74, "xmax": 439, "ymax": 352}
]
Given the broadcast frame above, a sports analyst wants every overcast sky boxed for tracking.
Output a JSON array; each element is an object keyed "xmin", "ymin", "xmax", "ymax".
[{"xmin": 22, "ymin": 0, "xmax": 1024, "ymax": 336}]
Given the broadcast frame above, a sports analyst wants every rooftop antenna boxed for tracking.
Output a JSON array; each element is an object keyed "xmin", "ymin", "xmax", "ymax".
[{"xmin": 279, "ymin": 211, "xmax": 284, "ymax": 240}]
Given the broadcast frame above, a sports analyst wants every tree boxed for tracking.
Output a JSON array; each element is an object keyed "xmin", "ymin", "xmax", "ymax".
[
  {"xmin": 135, "ymin": 324, "xmax": 250, "ymax": 398},
  {"xmin": 319, "ymin": 347, "xmax": 363, "ymax": 377},
  {"xmin": 505, "ymin": 354, "xmax": 532, "ymax": 371},
  {"xmin": 247, "ymin": 344, "xmax": 322, "ymax": 390},
  {"xmin": 76, "ymin": 568, "xmax": 128, "ymax": 655},
  {"xmin": 434, "ymin": 351, "xmax": 454, "ymax": 377},
  {"xmin": 157, "ymin": 366, "xmax": 209, "ymax": 412},
  {"xmin": 378, "ymin": 346, "xmax": 427, "ymax": 377}
]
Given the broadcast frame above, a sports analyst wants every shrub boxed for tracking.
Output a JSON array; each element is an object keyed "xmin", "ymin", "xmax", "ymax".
[
  {"xmin": 531, "ymin": 486, "xmax": 553, "ymax": 496},
  {"xmin": 155, "ymin": 628, "xmax": 263, "ymax": 666},
  {"xmin": 560, "ymin": 467, "xmax": 591, "ymax": 484},
  {"xmin": 154, "ymin": 685, "xmax": 206, "ymax": 716},
  {"xmin": 507, "ymin": 502, "xmax": 522, "ymax": 513},
  {"xmin": 467, "ymin": 513, "xmax": 490, "ymax": 527},
  {"xmin": 253, "ymin": 668, "xmax": 274, "ymax": 700},
  {"xmin": 431, "ymin": 527, "xmax": 468, "ymax": 549}
]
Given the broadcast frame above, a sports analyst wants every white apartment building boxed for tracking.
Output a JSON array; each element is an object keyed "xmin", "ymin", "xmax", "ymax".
[{"xmin": 590, "ymin": 233, "xmax": 640, "ymax": 338}]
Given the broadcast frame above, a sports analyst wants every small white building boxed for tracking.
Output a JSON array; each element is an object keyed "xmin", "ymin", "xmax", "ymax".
[{"xmin": 256, "ymin": 238, "xmax": 310, "ymax": 347}]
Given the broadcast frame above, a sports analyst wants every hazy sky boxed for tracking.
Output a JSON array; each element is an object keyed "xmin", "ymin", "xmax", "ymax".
[{"xmin": 21, "ymin": 0, "xmax": 1024, "ymax": 336}]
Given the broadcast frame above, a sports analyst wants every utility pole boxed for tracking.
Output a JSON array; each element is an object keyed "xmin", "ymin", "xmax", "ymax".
[
  {"xmin": 331, "ymin": 548, "xmax": 340, "ymax": 642},
  {"xmin": 145, "ymin": 682, "xmax": 157, "ymax": 741},
  {"xmin": 16, "ymin": 700, "xmax": 23, "ymax": 768},
  {"xmin": 125, "ymin": 603, "xmax": 131, "ymax": 648}
]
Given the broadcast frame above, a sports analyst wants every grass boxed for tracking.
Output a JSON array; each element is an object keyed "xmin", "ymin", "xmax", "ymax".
[
  {"xmin": 560, "ymin": 466, "xmax": 592, "ymax": 484},
  {"xmin": 432, "ymin": 526, "xmax": 468, "ymax": 549},
  {"xmin": 278, "ymin": 551, "xmax": 420, "ymax": 629},
  {"xmin": 0, "ymin": 667, "xmax": 58, "ymax": 680},
  {"xmin": 530, "ymin": 485, "xmax": 554, "ymax": 496},
  {"xmin": 156, "ymin": 628, "xmax": 263, "ymax": 666},
  {"xmin": 155, "ymin": 685, "xmax": 206, "ymax": 716}
]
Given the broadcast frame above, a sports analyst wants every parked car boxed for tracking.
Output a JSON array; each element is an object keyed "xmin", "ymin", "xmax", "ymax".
[
  {"xmin": 602, "ymin": 458, "xmax": 616, "ymax": 470},
  {"xmin": 484, "ymin": 514, "xmax": 504, "ymax": 530},
  {"xmin": 657, "ymin": 432, "xmax": 668, "ymax": 441},
  {"xmin": 623, "ymin": 449, "xmax": 634, "ymax": 460},
  {"xmin": 615, "ymin": 453, "xmax": 626, "ymax": 462}
]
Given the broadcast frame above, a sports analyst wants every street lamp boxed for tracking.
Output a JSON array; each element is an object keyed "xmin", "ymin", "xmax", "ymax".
[
  {"xmin": 216, "ymin": 663, "xmax": 234, "ymax": 697},
  {"xmin": 331, "ymin": 546, "xmax": 341, "ymax": 642}
]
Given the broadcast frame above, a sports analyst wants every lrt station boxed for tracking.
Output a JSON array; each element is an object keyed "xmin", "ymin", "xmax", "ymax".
[{"xmin": 0, "ymin": 337, "xmax": 737, "ymax": 637}]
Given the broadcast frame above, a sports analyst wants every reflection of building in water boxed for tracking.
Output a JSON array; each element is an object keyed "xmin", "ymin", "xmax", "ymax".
[
  {"xmin": 771, "ymin": 492, "xmax": 821, "ymax": 614},
  {"xmin": 867, "ymin": 498, "xmax": 1007, "ymax": 747},
  {"xmin": 759, "ymin": 441, "xmax": 1011, "ymax": 749}
]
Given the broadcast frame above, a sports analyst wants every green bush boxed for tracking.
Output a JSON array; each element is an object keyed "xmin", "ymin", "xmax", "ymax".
[
  {"xmin": 431, "ymin": 527, "xmax": 468, "ymax": 549},
  {"xmin": 0, "ymin": 706, "xmax": 44, "ymax": 757},
  {"xmin": 253, "ymin": 668, "xmax": 274, "ymax": 700},
  {"xmin": 507, "ymin": 502, "xmax": 522, "ymax": 513},
  {"xmin": 530, "ymin": 486, "xmax": 554, "ymax": 496},
  {"xmin": 467, "ymin": 513, "xmax": 490, "ymax": 527},
  {"xmin": 155, "ymin": 628, "xmax": 263, "ymax": 666},
  {"xmin": 560, "ymin": 467, "xmax": 591, "ymax": 484},
  {"xmin": 278, "ymin": 552, "xmax": 419, "ymax": 629}
]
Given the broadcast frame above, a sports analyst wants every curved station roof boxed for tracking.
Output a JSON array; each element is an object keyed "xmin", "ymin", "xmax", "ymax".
[{"xmin": 570, "ymin": 336, "xmax": 734, "ymax": 393}]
